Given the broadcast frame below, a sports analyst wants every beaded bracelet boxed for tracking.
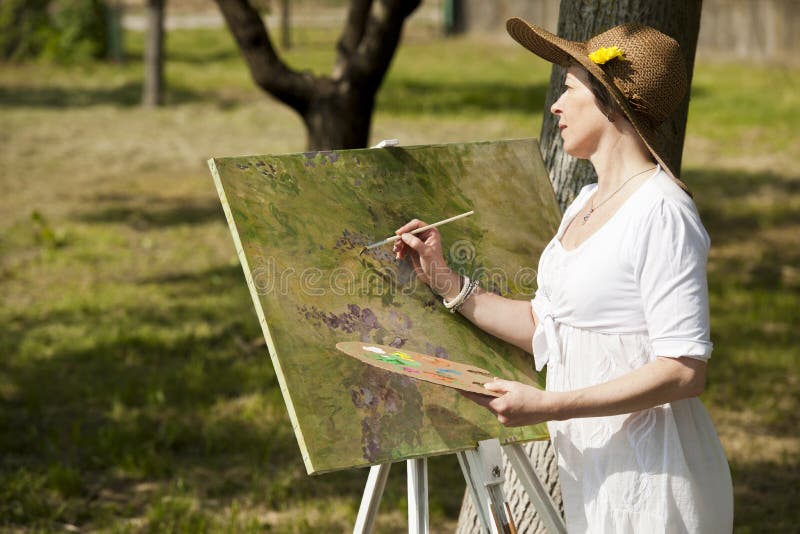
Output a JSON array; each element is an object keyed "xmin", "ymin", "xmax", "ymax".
[
  {"xmin": 443, "ymin": 275, "xmax": 480, "ymax": 314},
  {"xmin": 452, "ymin": 278, "xmax": 480, "ymax": 313},
  {"xmin": 443, "ymin": 275, "xmax": 470, "ymax": 311}
]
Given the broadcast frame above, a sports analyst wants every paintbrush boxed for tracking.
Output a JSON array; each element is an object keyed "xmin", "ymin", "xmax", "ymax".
[{"xmin": 359, "ymin": 210, "xmax": 474, "ymax": 255}]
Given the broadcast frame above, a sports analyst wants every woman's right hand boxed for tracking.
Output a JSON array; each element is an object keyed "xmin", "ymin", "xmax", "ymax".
[{"xmin": 392, "ymin": 219, "xmax": 462, "ymax": 300}]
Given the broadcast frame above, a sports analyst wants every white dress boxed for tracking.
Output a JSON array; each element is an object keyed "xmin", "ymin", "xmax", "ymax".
[{"xmin": 531, "ymin": 168, "xmax": 733, "ymax": 533}]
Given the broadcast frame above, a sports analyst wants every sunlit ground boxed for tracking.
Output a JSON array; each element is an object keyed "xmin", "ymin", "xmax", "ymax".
[{"xmin": 1, "ymin": 22, "xmax": 798, "ymax": 532}]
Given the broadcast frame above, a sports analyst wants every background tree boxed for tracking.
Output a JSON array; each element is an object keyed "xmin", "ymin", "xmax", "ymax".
[
  {"xmin": 214, "ymin": 0, "xmax": 421, "ymax": 150},
  {"xmin": 457, "ymin": 1, "xmax": 703, "ymax": 531},
  {"xmin": 0, "ymin": 0, "xmax": 108, "ymax": 62},
  {"xmin": 142, "ymin": 0, "xmax": 166, "ymax": 107},
  {"xmin": 0, "ymin": 0, "xmax": 51, "ymax": 60}
]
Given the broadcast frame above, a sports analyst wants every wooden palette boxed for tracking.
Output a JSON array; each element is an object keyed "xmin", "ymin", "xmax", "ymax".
[{"xmin": 335, "ymin": 341, "xmax": 502, "ymax": 397}]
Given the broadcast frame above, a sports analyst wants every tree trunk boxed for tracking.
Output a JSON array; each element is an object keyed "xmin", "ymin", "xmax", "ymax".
[
  {"xmin": 142, "ymin": 0, "xmax": 166, "ymax": 107},
  {"xmin": 540, "ymin": 0, "xmax": 703, "ymax": 211},
  {"xmin": 458, "ymin": 2, "xmax": 702, "ymax": 531},
  {"xmin": 304, "ymin": 84, "xmax": 374, "ymax": 150},
  {"xmin": 216, "ymin": 0, "xmax": 420, "ymax": 151}
]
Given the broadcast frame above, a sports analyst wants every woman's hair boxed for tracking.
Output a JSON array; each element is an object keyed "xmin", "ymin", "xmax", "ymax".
[
  {"xmin": 568, "ymin": 62, "xmax": 622, "ymax": 120},
  {"xmin": 586, "ymin": 73, "xmax": 620, "ymax": 119}
]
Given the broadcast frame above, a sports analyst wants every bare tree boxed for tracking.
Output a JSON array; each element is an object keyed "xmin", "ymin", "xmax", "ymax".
[
  {"xmin": 142, "ymin": 0, "xmax": 166, "ymax": 107},
  {"xmin": 457, "ymin": 1, "xmax": 703, "ymax": 531},
  {"xmin": 214, "ymin": 0, "xmax": 421, "ymax": 150}
]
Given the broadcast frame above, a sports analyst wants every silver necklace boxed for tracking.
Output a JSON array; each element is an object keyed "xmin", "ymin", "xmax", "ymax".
[{"xmin": 582, "ymin": 166, "xmax": 656, "ymax": 224}]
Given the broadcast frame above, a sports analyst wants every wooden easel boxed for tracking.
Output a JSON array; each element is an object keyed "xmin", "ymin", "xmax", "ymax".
[{"xmin": 353, "ymin": 438, "xmax": 566, "ymax": 534}]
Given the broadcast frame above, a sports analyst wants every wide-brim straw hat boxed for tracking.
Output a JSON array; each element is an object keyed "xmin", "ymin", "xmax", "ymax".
[{"xmin": 506, "ymin": 17, "xmax": 691, "ymax": 194}]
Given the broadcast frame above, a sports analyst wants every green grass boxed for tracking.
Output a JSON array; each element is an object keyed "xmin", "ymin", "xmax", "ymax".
[
  {"xmin": 1, "ymin": 23, "xmax": 799, "ymax": 532},
  {"xmin": 689, "ymin": 64, "xmax": 800, "ymax": 155}
]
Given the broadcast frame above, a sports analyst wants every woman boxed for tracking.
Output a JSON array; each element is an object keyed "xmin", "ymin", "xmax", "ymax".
[{"xmin": 393, "ymin": 19, "xmax": 733, "ymax": 533}]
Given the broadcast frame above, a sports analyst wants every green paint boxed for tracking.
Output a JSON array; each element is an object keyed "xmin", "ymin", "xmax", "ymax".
[
  {"xmin": 208, "ymin": 139, "xmax": 561, "ymax": 474},
  {"xmin": 376, "ymin": 353, "xmax": 421, "ymax": 367}
]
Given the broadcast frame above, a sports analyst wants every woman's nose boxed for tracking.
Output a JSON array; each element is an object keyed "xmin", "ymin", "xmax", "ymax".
[{"xmin": 550, "ymin": 95, "xmax": 563, "ymax": 116}]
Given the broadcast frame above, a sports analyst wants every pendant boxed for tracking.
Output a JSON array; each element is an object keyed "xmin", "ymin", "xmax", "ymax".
[{"xmin": 582, "ymin": 209, "xmax": 593, "ymax": 224}]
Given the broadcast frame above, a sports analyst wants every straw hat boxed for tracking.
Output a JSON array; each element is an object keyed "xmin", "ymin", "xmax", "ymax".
[{"xmin": 506, "ymin": 17, "xmax": 691, "ymax": 194}]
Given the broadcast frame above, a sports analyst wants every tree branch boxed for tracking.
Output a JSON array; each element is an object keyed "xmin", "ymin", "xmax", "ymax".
[
  {"xmin": 342, "ymin": 0, "xmax": 421, "ymax": 92},
  {"xmin": 214, "ymin": 0, "xmax": 314, "ymax": 113},
  {"xmin": 333, "ymin": 0, "xmax": 373, "ymax": 80}
]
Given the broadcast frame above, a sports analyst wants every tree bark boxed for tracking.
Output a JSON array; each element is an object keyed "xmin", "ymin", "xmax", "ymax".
[
  {"xmin": 540, "ymin": 0, "xmax": 703, "ymax": 210},
  {"xmin": 303, "ymin": 78, "xmax": 375, "ymax": 149},
  {"xmin": 142, "ymin": 0, "xmax": 166, "ymax": 107},
  {"xmin": 333, "ymin": 0, "xmax": 372, "ymax": 79},
  {"xmin": 215, "ymin": 0, "xmax": 420, "ymax": 150},
  {"xmin": 458, "ymin": 2, "xmax": 702, "ymax": 531}
]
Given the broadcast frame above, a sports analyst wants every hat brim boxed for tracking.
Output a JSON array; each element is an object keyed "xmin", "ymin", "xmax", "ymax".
[{"xmin": 506, "ymin": 17, "xmax": 690, "ymax": 195}]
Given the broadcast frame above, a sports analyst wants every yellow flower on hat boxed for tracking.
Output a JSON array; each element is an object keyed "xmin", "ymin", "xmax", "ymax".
[{"xmin": 588, "ymin": 46, "xmax": 625, "ymax": 65}]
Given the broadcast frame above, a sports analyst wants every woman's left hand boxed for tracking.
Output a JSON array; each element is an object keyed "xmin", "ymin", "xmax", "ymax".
[{"xmin": 463, "ymin": 379, "xmax": 560, "ymax": 427}]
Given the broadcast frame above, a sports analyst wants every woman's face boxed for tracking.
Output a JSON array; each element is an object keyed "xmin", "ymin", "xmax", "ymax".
[{"xmin": 550, "ymin": 66, "xmax": 611, "ymax": 159}]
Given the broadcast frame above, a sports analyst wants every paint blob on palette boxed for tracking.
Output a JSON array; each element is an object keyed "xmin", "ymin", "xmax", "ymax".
[{"xmin": 335, "ymin": 341, "xmax": 502, "ymax": 397}]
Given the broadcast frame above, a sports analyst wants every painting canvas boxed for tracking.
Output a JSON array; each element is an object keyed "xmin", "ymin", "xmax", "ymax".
[{"xmin": 208, "ymin": 139, "xmax": 562, "ymax": 474}]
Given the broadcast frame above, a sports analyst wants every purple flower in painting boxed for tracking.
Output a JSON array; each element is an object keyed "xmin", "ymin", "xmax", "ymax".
[
  {"xmin": 351, "ymin": 386, "xmax": 378, "ymax": 409},
  {"xmin": 360, "ymin": 308, "xmax": 379, "ymax": 329}
]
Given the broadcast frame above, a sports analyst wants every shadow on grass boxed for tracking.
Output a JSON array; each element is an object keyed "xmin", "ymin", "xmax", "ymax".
[
  {"xmin": 689, "ymin": 166, "xmax": 800, "ymax": 442},
  {"xmin": 0, "ymin": 263, "xmax": 348, "ymax": 526},
  {"xmin": 687, "ymin": 167, "xmax": 800, "ymax": 286},
  {"xmin": 732, "ymin": 459, "xmax": 800, "ymax": 531},
  {"xmin": 686, "ymin": 167, "xmax": 800, "ymax": 200},
  {"xmin": 0, "ymin": 257, "xmax": 466, "ymax": 528},
  {"xmin": 379, "ymin": 80, "xmax": 548, "ymax": 115},
  {"xmin": 688, "ymin": 168, "xmax": 800, "ymax": 240},
  {"xmin": 0, "ymin": 76, "xmax": 547, "ymax": 115},
  {"xmin": 74, "ymin": 196, "xmax": 225, "ymax": 229},
  {"xmin": 167, "ymin": 49, "xmax": 242, "ymax": 64},
  {"xmin": 706, "ymin": 353, "xmax": 799, "ymax": 436},
  {"xmin": 0, "ymin": 82, "xmax": 205, "ymax": 108},
  {"xmin": 140, "ymin": 263, "xmax": 242, "ymax": 287}
]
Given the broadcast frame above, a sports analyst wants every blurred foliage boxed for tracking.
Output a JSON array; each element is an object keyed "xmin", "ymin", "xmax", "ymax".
[
  {"xmin": 0, "ymin": 0, "xmax": 108, "ymax": 62},
  {"xmin": 0, "ymin": 0, "xmax": 51, "ymax": 60},
  {"xmin": 31, "ymin": 210, "xmax": 68, "ymax": 249}
]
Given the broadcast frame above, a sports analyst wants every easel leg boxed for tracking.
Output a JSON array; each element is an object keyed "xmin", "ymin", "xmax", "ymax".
[
  {"xmin": 407, "ymin": 458, "xmax": 429, "ymax": 533},
  {"xmin": 353, "ymin": 463, "xmax": 391, "ymax": 534},
  {"xmin": 457, "ymin": 439, "xmax": 513, "ymax": 534},
  {"xmin": 502, "ymin": 443, "xmax": 566, "ymax": 534}
]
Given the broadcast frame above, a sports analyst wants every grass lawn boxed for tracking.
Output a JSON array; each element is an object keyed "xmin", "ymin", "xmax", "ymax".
[{"xmin": 1, "ymin": 21, "xmax": 798, "ymax": 533}]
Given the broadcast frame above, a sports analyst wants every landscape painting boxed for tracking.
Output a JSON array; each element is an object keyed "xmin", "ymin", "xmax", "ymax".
[{"xmin": 209, "ymin": 139, "xmax": 562, "ymax": 474}]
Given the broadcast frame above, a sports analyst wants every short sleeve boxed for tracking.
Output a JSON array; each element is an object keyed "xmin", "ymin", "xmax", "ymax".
[{"xmin": 633, "ymin": 199, "xmax": 713, "ymax": 360}]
